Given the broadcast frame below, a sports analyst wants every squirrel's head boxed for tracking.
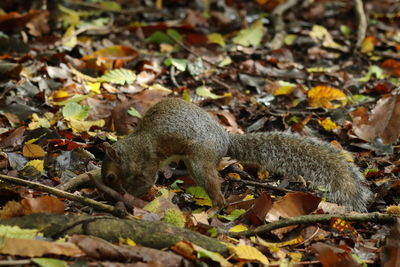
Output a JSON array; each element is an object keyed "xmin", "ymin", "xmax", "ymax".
[{"xmin": 101, "ymin": 142, "xmax": 157, "ymax": 197}]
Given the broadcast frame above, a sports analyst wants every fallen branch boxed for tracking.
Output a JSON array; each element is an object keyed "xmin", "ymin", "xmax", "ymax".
[
  {"xmin": 57, "ymin": 169, "xmax": 100, "ymax": 191},
  {"xmin": 0, "ymin": 173, "xmax": 128, "ymax": 217},
  {"xmin": 269, "ymin": 0, "xmax": 299, "ymax": 50},
  {"xmin": 354, "ymin": 0, "xmax": 367, "ymax": 48},
  {"xmin": 228, "ymin": 212, "xmax": 396, "ymax": 238},
  {"xmin": 0, "ymin": 213, "xmax": 228, "ymax": 254}
]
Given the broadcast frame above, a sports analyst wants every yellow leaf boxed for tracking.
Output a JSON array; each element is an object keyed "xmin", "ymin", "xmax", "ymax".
[
  {"xmin": 228, "ymin": 224, "xmax": 248, "ymax": 233},
  {"xmin": 361, "ymin": 36, "xmax": 377, "ymax": 53},
  {"xmin": 226, "ymin": 173, "xmax": 240, "ymax": 180},
  {"xmin": 28, "ymin": 113, "xmax": 51, "ymax": 130},
  {"xmin": 243, "ymin": 194, "xmax": 254, "ymax": 200},
  {"xmin": 230, "ymin": 244, "xmax": 269, "ymax": 265},
  {"xmin": 25, "ymin": 160, "xmax": 44, "ymax": 173},
  {"xmin": 208, "ymin": 33, "xmax": 225, "ymax": 47},
  {"xmin": 308, "ymin": 86, "xmax": 347, "ymax": 109},
  {"xmin": 318, "ymin": 118, "xmax": 338, "ymax": 131},
  {"xmin": 273, "ymin": 81, "xmax": 296, "ymax": 96},
  {"xmin": 66, "ymin": 118, "xmax": 105, "ymax": 134},
  {"xmin": 310, "ymin": 25, "xmax": 348, "ymax": 52},
  {"xmin": 88, "ymin": 82, "xmax": 101, "ymax": 94},
  {"xmin": 119, "ymin": 237, "xmax": 136, "ymax": 246}
]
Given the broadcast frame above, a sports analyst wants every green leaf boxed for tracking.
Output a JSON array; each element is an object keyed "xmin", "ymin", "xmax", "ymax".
[
  {"xmin": 146, "ymin": 29, "xmax": 181, "ymax": 45},
  {"xmin": 233, "ymin": 17, "xmax": 265, "ymax": 47},
  {"xmin": 359, "ymin": 65, "xmax": 385, "ymax": 82},
  {"xmin": 62, "ymin": 102, "xmax": 90, "ymax": 121},
  {"xmin": 340, "ymin": 25, "xmax": 351, "ymax": 36},
  {"xmin": 170, "ymin": 179, "xmax": 184, "ymax": 190},
  {"xmin": 218, "ymin": 209, "xmax": 246, "ymax": 221},
  {"xmin": 186, "ymin": 186, "xmax": 212, "ymax": 206},
  {"xmin": 99, "ymin": 68, "xmax": 136, "ymax": 85},
  {"xmin": 56, "ymin": 94, "xmax": 89, "ymax": 106},
  {"xmin": 32, "ymin": 258, "xmax": 68, "ymax": 267},
  {"xmin": 0, "ymin": 225, "xmax": 41, "ymax": 239},
  {"xmin": 127, "ymin": 107, "xmax": 142, "ymax": 118},
  {"xmin": 164, "ymin": 58, "xmax": 187, "ymax": 71},
  {"xmin": 195, "ymin": 85, "xmax": 225, "ymax": 99},
  {"xmin": 146, "ymin": 31, "xmax": 173, "ymax": 44},
  {"xmin": 99, "ymin": 1, "xmax": 121, "ymax": 11},
  {"xmin": 166, "ymin": 29, "xmax": 182, "ymax": 42},
  {"xmin": 350, "ymin": 94, "xmax": 375, "ymax": 104}
]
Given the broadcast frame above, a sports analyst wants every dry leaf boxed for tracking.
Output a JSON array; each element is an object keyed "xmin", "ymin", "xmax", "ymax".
[
  {"xmin": 353, "ymin": 94, "xmax": 400, "ymax": 144},
  {"xmin": 21, "ymin": 196, "xmax": 64, "ymax": 214},
  {"xmin": 22, "ymin": 144, "xmax": 46, "ymax": 158},
  {"xmin": 0, "ymin": 238, "xmax": 83, "ymax": 257}
]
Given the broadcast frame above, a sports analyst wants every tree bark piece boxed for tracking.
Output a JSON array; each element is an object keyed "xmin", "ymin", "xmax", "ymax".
[{"xmin": 0, "ymin": 213, "xmax": 228, "ymax": 254}]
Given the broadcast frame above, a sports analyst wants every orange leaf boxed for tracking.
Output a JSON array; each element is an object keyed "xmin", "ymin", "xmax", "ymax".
[
  {"xmin": 381, "ymin": 59, "xmax": 400, "ymax": 77},
  {"xmin": 308, "ymin": 85, "xmax": 347, "ymax": 109},
  {"xmin": 22, "ymin": 144, "xmax": 46, "ymax": 158},
  {"xmin": 21, "ymin": 196, "xmax": 64, "ymax": 214},
  {"xmin": 330, "ymin": 217, "xmax": 358, "ymax": 237},
  {"xmin": 360, "ymin": 36, "xmax": 377, "ymax": 53}
]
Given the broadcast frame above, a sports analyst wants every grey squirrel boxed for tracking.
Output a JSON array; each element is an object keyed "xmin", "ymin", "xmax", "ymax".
[{"xmin": 101, "ymin": 98, "xmax": 373, "ymax": 212}]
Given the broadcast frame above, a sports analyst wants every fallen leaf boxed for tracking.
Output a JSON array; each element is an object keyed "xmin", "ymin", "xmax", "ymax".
[
  {"xmin": 353, "ymin": 94, "xmax": 400, "ymax": 144},
  {"xmin": 22, "ymin": 144, "xmax": 46, "ymax": 158},
  {"xmin": 308, "ymin": 85, "xmax": 347, "ymax": 109},
  {"xmin": 0, "ymin": 238, "xmax": 83, "ymax": 257},
  {"xmin": 21, "ymin": 196, "xmax": 64, "ymax": 214}
]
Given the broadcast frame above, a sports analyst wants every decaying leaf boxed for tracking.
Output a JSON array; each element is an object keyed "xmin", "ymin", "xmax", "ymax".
[
  {"xmin": 0, "ymin": 238, "xmax": 83, "ymax": 257},
  {"xmin": 353, "ymin": 94, "xmax": 400, "ymax": 144}
]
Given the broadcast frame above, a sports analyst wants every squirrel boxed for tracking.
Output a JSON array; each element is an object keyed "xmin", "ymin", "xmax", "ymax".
[{"xmin": 101, "ymin": 97, "xmax": 373, "ymax": 212}]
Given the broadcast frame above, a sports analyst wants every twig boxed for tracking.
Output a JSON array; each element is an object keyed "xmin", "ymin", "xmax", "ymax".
[
  {"xmin": 170, "ymin": 65, "xmax": 181, "ymax": 88},
  {"xmin": 0, "ymin": 260, "xmax": 31, "ymax": 266},
  {"xmin": 0, "ymin": 173, "xmax": 130, "ymax": 218},
  {"xmin": 228, "ymin": 212, "xmax": 396, "ymax": 237},
  {"xmin": 57, "ymin": 168, "xmax": 100, "ymax": 191},
  {"xmin": 64, "ymin": 0, "xmax": 160, "ymax": 15},
  {"xmin": 211, "ymin": 77, "xmax": 232, "ymax": 92},
  {"xmin": 269, "ymin": 0, "xmax": 299, "ymax": 50},
  {"xmin": 88, "ymin": 173, "xmax": 147, "ymax": 209},
  {"xmin": 166, "ymin": 32, "xmax": 221, "ymax": 69},
  {"xmin": 354, "ymin": 0, "xmax": 367, "ymax": 48},
  {"xmin": 229, "ymin": 178, "xmax": 294, "ymax": 194}
]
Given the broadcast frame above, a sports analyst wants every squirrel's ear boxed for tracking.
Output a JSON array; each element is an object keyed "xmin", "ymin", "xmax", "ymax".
[{"xmin": 101, "ymin": 142, "xmax": 121, "ymax": 163}]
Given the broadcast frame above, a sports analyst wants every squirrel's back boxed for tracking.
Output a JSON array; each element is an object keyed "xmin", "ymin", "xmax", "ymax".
[{"xmin": 228, "ymin": 132, "xmax": 372, "ymax": 211}]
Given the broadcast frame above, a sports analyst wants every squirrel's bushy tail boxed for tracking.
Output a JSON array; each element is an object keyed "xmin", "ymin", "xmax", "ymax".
[{"xmin": 227, "ymin": 132, "xmax": 373, "ymax": 212}]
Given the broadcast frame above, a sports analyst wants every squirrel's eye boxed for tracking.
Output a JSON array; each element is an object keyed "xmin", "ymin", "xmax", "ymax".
[{"xmin": 105, "ymin": 173, "xmax": 118, "ymax": 184}]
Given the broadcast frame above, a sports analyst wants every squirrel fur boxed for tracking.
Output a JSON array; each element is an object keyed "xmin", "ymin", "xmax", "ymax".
[{"xmin": 101, "ymin": 98, "xmax": 372, "ymax": 212}]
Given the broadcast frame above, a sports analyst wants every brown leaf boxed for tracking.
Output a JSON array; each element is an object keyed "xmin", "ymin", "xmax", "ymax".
[
  {"xmin": 353, "ymin": 94, "xmax": 400, "ymax": 144},
  {"xmin": 381, "ymin": 220, "xmax": 400, "ymax": 267},
  {"xmin": 22, "ymin": 144, "xmax": 46, "ymax": 158},
  {"xmin": 0, "ymin": 126, "xmax": 25, "ymax": 149},
  {"xmin": 21, "ymin": 196, "xmax": 64, "ymax": 214},
  {"xmin": 71, "ymin": 235, "xmax": 191, "ymax": 266},
  {"xmin": 382, "ymin": 59, "xmax": 400, "ymax": 77},
  {"xmin": 265, "ymin": 192, "xmax": 320, "ymax": 238},
  {"xmin": 0, "ymin": 238, "xmax": 83, "ymax": 257},
  {"xmin": 311, "ymin": 242, "xmax": 360, "ymax": 267},
  {"xmin": 243, "ymin": 192, "xmax": 273, "ymax": 226}
]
